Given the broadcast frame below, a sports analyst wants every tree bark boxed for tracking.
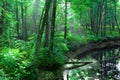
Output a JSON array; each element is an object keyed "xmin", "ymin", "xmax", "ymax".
[
  {"xmin": 21, "ymin": 0, "xmax": 27, "ymax": 40},
  {"xmin": 0, "ymin": 2, "xmax": 4, "ymax": 36},
  {"xmin": 103, "ymin": 0, "xmax": 107, "ymax": 37},
  {"xmin": 64, "ymin": 0, "xmax": 67, "ymax": 40},
  {"xmin": 16, "ymin": 0, "xmax": 19, "ymax": 37},
  {"xmin": 34, "ymin": 0, "xmax": 52, "ymax": 59},
  {"xmin": 44, "ymin": 14, "xmax": 50, "ymax": 47},
  {"xmin": 114, "ymin": 0, "xmax": 120, "ymax": 34},
  {"xmin": 49, "ymin": 0, "xmax": 57, "ymax": 54}
]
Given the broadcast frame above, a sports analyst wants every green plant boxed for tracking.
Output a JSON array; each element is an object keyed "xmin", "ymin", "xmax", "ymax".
[
  {"xmin": 0, "ymin": 48, "xmax": 30, "ymax": 80},
  {"xmin": 0, "ymin": 69, "xmax": 9, "ymax": 80},
  {"xmin": 38, "ymin": 48, "xmax": 65, "ymax": 71}
]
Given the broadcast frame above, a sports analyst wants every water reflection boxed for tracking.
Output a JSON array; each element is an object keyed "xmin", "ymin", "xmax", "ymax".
[{"xmin": 68, "ymin": 48, "xmax": 120, "ymax": 80}]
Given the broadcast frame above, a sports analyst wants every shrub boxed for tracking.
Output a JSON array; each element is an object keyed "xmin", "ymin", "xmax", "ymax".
[
  {"xmin": 38, "ymin": 48, "xmax": 65, "ymax": 71},
  {"xmin": 0, "ymin": 48, "xmax": 30, "ymax": 79}
]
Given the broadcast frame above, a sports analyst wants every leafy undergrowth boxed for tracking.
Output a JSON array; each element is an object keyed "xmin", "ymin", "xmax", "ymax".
[
  {"xmin": 38, "ymin": 36, "xmax": 68, "ymax": 71},
  {"xmin": 0, "ymin": 48, "xmax": 30, "ymax": 80},
  {"xmin": 0, "ymin": 34, "xmax": 69, "ymax": 79},
  {"xmin": 0, "ymin": 30, "xmax": 119, "ymax": 79},
  {"xmin": 38, "ymin": 51, "xmax": 65, "ymax": 71},
  {"xmin": 66, "ymin": 31, "xmax": 120, "ymax": 51}
]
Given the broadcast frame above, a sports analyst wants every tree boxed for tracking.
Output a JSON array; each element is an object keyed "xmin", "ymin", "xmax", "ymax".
[
  {"xmin": 49, "ymin": 0, "xmax": 57, "ymax": 54},
  {"xmin": 64, "ymin": 0, "xmax": 67, "ymax": 40},
  {"xmin": 16, "ymin": 0, "xmax": 19, "ymax": 37},
  {"xmin": 34, "ymin": 0, "xmax": 52, "ymax": 59},
  {"xmin": 32, "ymin": 0, "xmax": 40, "ymax": 32},
  {"xmin": 0, "ymin": 2, "xmax": 4, "ymax": 36},
  {"xmin": 21, "ymin": 0, "xmax": 27, "ymax": 40}
]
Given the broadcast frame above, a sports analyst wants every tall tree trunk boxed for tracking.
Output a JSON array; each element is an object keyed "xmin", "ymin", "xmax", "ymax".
[
  {"xmin": 49, "ymin": 0, "xmax": 57, "ymax": 54},
  {"xmin": 44, "ymin": 4, "xmax": 52, "ymax": 48},
  {"xmin": 21, "ymin": 0, "xmax": 27, "ymax": 40},
  {"xmin": 96, "ymin": 4, "xmax": 99, "ymax": 36},
  {"xmin": 114, "ymin": 0, "xmax": 120, "ymax": 34},
  {"xmin": 103, "ymin": 0, "xmax": 107, "ymax": 37},
  {"xmin": 98, "ymin": 1, "xmax": 103, "ymax": 36},
  {"xmin": 32, "ymin": 0, "xmax": 40, "ymax": 32},
  {"xmin": 24, "ymin": 6, "xmax": 27, "ymax": 38},
  {"xmin": 16, "ymin": 0, "xmax": 19, "ymax": 37},
  {"xmin": 0, "ymin": 3, "xmax": 4, "ymax": 36},
  {"xmin": 0, "ymin": 2, "xmax": 4, "ymax": 47},
  {"xmin": 99, "ymin": 0, "xmax": 104, "ymax": 37},
  {"xmin": 64, "ymin": 0, "xmax": 67, "ymax": 40},
  {"xmin": 90, "ymin": 8, "xmax": 95, "ymax": 33},
  {"xmin": 34, "ymin": 0, "xmax": 52, "ymax": 59},
  {"xmin": 44, "ymin": 14, "xmax": 50, "ymax": 47}
]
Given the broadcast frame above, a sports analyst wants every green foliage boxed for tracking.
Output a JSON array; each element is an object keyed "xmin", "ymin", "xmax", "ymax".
[
  {"xmin": 10, "ymin": 39, "xmax": 35, "ymax": 58},
  {"xmin": 38, "ymin": 48, "xmax": 65, "ymax": 71},
  {"xmin": 54, "ymin": 36, "xmax": 69, "ymax": 53},
  {"xmin": 0, "ymin": 69, "xmax": 9, "ymax": 80},
  {"xmin": 0, "ymin": 48, "xmax": 30, "ymax": 80},
  {"xmin": 55, "ymin": 43, "xmax": 68, "ymax": 52},
  {"xmin": 67, "ymin": 33, "xmax": 81, "ymax": 42},
  {"xmin": 67, "ymin": 33, "xmax": 100, "ymax": 45},
  {"xmin": 1, "ymin": 0, "xmax": 120, "ymax": 79}
]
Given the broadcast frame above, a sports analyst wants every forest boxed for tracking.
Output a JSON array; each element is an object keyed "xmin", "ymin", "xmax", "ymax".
[{"xmin": 0, "ymin": 0, "xmax": 120, "ymax": 80}]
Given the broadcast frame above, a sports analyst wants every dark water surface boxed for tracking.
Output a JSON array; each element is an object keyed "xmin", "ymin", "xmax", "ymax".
[{"xmin": 68, "ymin": 48, "xmax": 120, "ymax": 80}]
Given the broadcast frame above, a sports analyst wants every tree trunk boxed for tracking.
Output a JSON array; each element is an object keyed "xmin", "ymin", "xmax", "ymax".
[
  {"xmin": 44, "ymin": 14, "xmax": 50, "ymax": 47},
  {"xmin": 21, "ymin": 0, "xmax": 27, "ymax": 40},
  {"xmin": 0, "ymin": 2, "xmax": 4, "ymax": 36},
  {"xmin": 90, "ymin": 8, "xmax": 95, "ymax": 33},
  {"xmin": 16, "ymin": 0, "xmax": 19, "ymax": 37},
  {"xmin": 99, "ymin": 2, "xmax": 103, "ymax": 36},
  {"xmin": 0, "ymin": 2, "xmax": 4, "ymax": 47},
  {"xmin": 34, "ymin": 0, "xmax": 52, "ymax": 59},
  {"xmin": 32, "ymin": 0, "xmax": 40, "ymax": 32},
  {"xmin": 49, "ymin": 0, "xmax": 57, "ymax": 54},
  {"xmin": 64, "ymin": 0, "xmax": 67, "ymax": 40},
  {"xmin": 103, "ymin": 0, "xmax": 107, "ymax": 37},
  {"xmin": 114, "ymin": 0, "xmax": 120, "ymax": 34}
]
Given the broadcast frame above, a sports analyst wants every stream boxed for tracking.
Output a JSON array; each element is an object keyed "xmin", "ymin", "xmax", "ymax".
[{"xmin": 65, "ymin": 48, "xmax": 120, "ymax": 80}]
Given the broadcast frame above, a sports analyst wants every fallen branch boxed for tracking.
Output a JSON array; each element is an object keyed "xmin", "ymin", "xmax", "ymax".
[
  {"xmin": 65, "ymin": 61, "xmax": 93, "ymax": 64},
  {"xmin": 67, "ymin": 39, "xmax": 120, "ymax": 59},
  {"xmin": 65, "ymin": 63, "xmax": 91, "ymax": 70}
]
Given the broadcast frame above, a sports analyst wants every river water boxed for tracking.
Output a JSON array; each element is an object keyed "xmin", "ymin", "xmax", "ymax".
[{"xmin": 66, "ymin": 48, "xmax": 120, "ymax": 80}]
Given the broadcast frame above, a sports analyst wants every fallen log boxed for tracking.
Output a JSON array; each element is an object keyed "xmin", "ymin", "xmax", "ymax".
[{"xmin": 67, "ymin": 39, "xmax": 120, "ymax": 59}]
